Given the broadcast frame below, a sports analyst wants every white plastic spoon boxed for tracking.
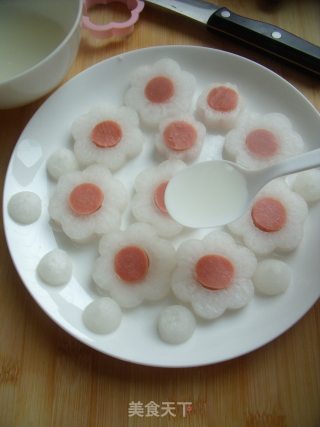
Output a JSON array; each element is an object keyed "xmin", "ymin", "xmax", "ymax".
[{"xmin": 165, "ymin": 148, "xmax": 320, "ymax": 228}]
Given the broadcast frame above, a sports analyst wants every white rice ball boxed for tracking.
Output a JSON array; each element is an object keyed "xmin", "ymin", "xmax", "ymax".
[
  {"xmin": 82, "ymin": 297, "xmax": 122, "ymax": 334},
  {"xmin": 253, "ymin": 259, "xmax": 292, "ymax": 295},
  {"xmin": 8, "ymin": 191, "xmax": 41, "ymax": 224},
  {"xmin": 37, "ymin": 249, "xmax": 72, "ymax": 286},
  {"xmin": 157, "ymin": 305, "xmax": 196, "ymax": 344},
  {"xmin": 291, "ymin": 169, "xmax": 320, "ymax": 203},
  {"xmin": 47, "ymin": 148, "xmax": 79, "ymax": 180}
]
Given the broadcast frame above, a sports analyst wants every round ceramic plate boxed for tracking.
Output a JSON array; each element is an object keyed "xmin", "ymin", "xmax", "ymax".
[{"xmin": 3, "ymin": 46, "xmax": 320, "ymax": 367}]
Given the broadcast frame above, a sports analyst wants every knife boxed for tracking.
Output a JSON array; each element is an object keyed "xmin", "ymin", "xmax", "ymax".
[{"xmin": 145, "ymin": 0, "xmax": 320, "ymax": 77}]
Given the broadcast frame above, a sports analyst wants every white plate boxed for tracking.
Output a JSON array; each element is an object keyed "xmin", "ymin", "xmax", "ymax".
[{"xmin": 3, "ymin": 46, "xmax": 320, "ymax": 367}]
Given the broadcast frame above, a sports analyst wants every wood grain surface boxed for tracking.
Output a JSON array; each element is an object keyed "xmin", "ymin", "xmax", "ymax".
[{"xmin": 0, "ymin": 1, "xmax": 319, "ymax": 426}]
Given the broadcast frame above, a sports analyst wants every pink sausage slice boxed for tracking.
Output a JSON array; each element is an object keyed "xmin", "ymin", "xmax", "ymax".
[
  {"xmin": 163, "ymin": 121, "xmax": 197, "ymax": 151},
  {"xmin": 246, "ymin": 129, "xmax": 278, "ymax": 158},
  {"xmin": 69, "ymin": 183, "xmax": 104, "ymax": 215},
  {"xmin": 114, "ymin": 245, "xmax": 149, "ymax": 283},
  {"xmin": 251, "ymin": 197, "xmax": 287, "ymax": 232},
  {"xmin": 153, "ymin": 181, "xmax": 169, "ymax": 214},
  {"xmin": 195, "ymin": 254, "xmax": 235, "ymax": 290},
  {"xmin": 145, "ymin": 76, "xmax": 174, "ymax": 104},
  {"xmin": 91, "ymin": 120, "xmax": 122, "ymax": 148},
  {"xmin": 207, "ymin": 86, "xmax": 238, "ymax": 112}
]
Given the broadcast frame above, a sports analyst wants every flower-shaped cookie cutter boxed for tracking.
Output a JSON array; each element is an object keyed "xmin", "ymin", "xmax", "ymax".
[{"xmin": 82, "ymin": 0, "xmax": 144, "ymax": 39}]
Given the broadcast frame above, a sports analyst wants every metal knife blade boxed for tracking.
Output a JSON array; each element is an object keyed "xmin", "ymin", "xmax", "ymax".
[
  {"xmin": 145, "ymin": 0, "xmax": 320, "ymax": 77},
  {"xmin": 145, "ymin": 0, "xmax": 218, "ymax": 24}
]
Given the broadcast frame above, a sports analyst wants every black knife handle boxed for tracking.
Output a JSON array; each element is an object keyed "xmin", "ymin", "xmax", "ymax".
[{"xmin": 207, "ymin": 7, "xmax": 320, "ymax": 77}]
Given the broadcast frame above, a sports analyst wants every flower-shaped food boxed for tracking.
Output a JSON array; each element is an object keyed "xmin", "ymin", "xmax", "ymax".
[
  {"xmin": 196, "ymin": 82, "xmax": 244, "ymax": 131},
  {"xmin": 71, "ymin": 105, "xmax": 145, "ymax": 171},
  {"xmin": 92, "ymin": 223, "xmax": 176, "ymax": 308},
  {"xmin": 49, "ymin": 164, "xmax": 127, "ymax": 242},
  {"xmin": 228, "ymin": 180, "xmax": 308, "ymax": 256},
  {"xmin": 131, "ymin": 160, "xmax": 186, "ymax": 238},
  {"xmin": 155, "ymin": 114, "xmax": 206, "ymax": 163},
  {"xmin": 224, "ymin": 112, "xmax": 304, "ymax": 170},
  {"xmin": 124, "ymin": 58, "xmax": 196, "ymax": 129},
  {"xmin": 171, "ymin": 231, "xmax": 257, "ymax": 320}
]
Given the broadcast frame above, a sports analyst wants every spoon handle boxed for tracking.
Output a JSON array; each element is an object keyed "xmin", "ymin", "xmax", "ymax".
[{"xmin": 258, "ymin": 148, "xmax": 320, "ymax": 187}]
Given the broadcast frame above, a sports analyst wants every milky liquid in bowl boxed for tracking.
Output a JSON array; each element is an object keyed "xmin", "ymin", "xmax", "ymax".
[{"xmin": 0, "ymin": 5, "xmax": 66, "ymax": 83}]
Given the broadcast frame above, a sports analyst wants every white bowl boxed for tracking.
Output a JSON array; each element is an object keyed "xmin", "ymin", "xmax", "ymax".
[{"xmin": 0, "ymin": 0, "xmax": 82, "ymax": 109}]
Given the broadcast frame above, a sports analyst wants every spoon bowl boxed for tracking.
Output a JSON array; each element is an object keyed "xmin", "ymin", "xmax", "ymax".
[{"xmin": 165, "ymin": 148, "xmax": 320, "ymax": 228}]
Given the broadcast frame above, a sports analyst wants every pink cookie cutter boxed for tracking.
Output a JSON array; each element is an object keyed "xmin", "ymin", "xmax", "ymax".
[{"xmin": 82, "ymin": 0, "xmax": 144, "ymax": 39}]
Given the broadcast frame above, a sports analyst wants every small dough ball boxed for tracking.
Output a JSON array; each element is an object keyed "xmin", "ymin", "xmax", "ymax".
[
  {"xmin": 47, "ymin": 148, "xmax": 79, "ymax": 180},
  {"xmin": 253, "ymin": 259, "xmax": 292, "ymax": 296},
  {"xmin": 8, "ymin": 191, "xmax": 41, "ymax": 224},
  {"xmin": 82, "ymin": 297, "xmax": 122, "ymax": 334},
  {"xmin": 292, "ymin": 169, "xmax": 320, "ymax": 202},
  {"xmin": 37, "ymin": 249, "xmax": 72, "ymax": 286},
  {"xmin": 157, "ymin": 305, "xmax": 196, "ymax": 344}
]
